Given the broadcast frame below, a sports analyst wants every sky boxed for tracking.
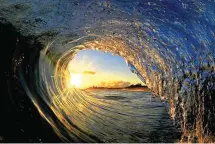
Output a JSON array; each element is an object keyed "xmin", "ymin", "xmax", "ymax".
[{"xmin": 68, "ymin": 49, "xmax": 144, "ymax": 88}]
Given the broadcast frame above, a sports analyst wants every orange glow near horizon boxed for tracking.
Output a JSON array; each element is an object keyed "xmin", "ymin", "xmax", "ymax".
[{"xmin": 67, "ymin": 50, "xmax": 144, "ymax": 89}]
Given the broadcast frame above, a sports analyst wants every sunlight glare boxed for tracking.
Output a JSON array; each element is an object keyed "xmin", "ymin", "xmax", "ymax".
[{"xmin": 70, "ymin": 74, "xmax": 82, "ymax": 88}]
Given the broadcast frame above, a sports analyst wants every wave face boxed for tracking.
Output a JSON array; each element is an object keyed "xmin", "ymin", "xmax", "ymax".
[{"xmin": 1, "ymin": 0, "xmax": 215, "ymax": 142}]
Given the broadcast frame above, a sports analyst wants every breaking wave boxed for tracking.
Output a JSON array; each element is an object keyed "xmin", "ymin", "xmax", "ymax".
[{"xmin": 1, "ymin": 0, "xmax": 215, "ymax": 142}]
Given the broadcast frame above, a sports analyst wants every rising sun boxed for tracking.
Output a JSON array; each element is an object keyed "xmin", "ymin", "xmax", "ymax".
[{"xmin": 70, "ymin": 74, "xmax": 82, "ymax": 88}]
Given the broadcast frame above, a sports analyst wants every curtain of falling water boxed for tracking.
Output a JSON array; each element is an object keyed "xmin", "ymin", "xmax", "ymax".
[{"xmin": 1, "ymin": 0, "xmax": 215, "ymax": 142}]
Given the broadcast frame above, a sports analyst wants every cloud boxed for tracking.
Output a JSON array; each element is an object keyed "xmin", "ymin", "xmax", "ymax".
[
  {"xmin": 98, "ymin": 81, "xmax": 131, "ymax": 88},
  {"xmin": 83, "ymin": 71, "xmax": 96, "ymax": 75}
]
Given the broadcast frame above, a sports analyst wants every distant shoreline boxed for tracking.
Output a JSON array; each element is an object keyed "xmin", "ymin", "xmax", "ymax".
[{"xmin": 84, "ymin": 85, "xmax": 150, "ymax": 92}]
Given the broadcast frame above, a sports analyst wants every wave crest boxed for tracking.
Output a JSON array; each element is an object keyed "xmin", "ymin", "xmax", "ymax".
[{"xmin": 2, "ymin": 0, "xmax": 215, "ymax": 142}]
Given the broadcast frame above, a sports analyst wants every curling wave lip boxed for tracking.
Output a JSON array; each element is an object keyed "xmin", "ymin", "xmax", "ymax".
[{"xmin": 2, "ymin": 0, "xmax": 215, "ymax": 142}]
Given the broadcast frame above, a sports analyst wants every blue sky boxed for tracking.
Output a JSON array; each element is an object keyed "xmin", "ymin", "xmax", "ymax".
[{"xmin": 69, "ymin": 49, "xmax": 143, "ymax": 88}]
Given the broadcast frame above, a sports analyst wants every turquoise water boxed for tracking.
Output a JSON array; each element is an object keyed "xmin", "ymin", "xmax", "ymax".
[{"xmin": 83, "ymin": 89, "xmax": 180, "ymax": 143}]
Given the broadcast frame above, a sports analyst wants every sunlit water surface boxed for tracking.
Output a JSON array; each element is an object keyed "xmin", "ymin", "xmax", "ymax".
[{"xmin": 82, "ymin": 89, "xmax": 180, "ymax": 143}]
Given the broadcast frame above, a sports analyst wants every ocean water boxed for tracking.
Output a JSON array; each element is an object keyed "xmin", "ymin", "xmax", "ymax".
[
  {"xmin": 2, "ymin": 0, "xmax": 215, "ymax": 142},
  {"xmin": 83, "ymin": 89, "xmax": 180, "ymax": 143}
]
